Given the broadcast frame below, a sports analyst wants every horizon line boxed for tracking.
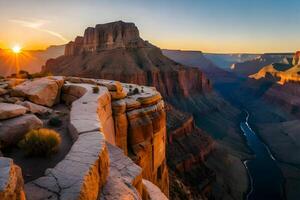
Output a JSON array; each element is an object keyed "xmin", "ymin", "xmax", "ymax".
[{"xmin": 0, "ymin": 46, "xmax": 297, "ymax": 55}]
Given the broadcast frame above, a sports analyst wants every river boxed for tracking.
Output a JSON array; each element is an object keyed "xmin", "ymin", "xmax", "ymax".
[{"xmin": 240, "ymin": 111, "xmax": 285, "ymax": 200}]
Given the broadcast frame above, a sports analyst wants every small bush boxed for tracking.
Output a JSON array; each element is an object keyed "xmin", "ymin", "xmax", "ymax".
[
  {"xmin": 48, "ymin": 116, "xmax": 62, "ymax": 127},
  {"xmin": 92, "ymin": 86, "xmax": 99, "ymax": 93},
  {"xmin": 18, "ymin": 128, "xmax": 61, "ymax": 157},
  {"xmin": 133, "ymin": 88, "xmax": 139, "ymax": 94}
]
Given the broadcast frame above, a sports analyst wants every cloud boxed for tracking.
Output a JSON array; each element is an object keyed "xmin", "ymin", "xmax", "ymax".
[{"xmin": 10, "ymin": 19, "xmax": 68, "ymax": 42}]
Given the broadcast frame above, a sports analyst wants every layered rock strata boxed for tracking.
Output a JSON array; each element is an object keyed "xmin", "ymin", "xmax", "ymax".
[
  {"xmin": 0, "ymin": 157, "xmax": 25, "ymax": 200},
  {"xmin": 0, "ymin": 76, "xmax": 168, "ymax": 200},
  {"xmin": 63, "ymin": 76, "xmax": 169, "ymax": 197},
  {"xmin": 42, "ymin": 21, "xmax": 210, "ymax": 98},
  {"xmin": 166, "ymin": 104, "xmax": 215, "ymax": 199}
]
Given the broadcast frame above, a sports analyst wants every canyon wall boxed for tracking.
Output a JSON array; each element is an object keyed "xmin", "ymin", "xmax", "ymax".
[
  {"xmin": 43, "ymin": 21, "xmax": 210, "ymax": 98},
  {"xmin": 64, "ymin": 77, "xmax": 169, "ymax": 197}
]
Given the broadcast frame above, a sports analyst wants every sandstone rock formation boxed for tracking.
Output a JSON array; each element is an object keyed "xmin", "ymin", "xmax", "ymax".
[
  {"xmin": 25, "ymin": 131, "xmax": 109, "ymax": 200},
  {"xmin": 292, "ymin": 51, "xmax": 300, "ymax": 65},
  {"xmin": 0, "ymin": 103, "xmax": 27, "ymax": 120},
  {"xmin": 0, "ymin": 114, "xmax": 43, "ymax": 146},
  {"xmin": 64, "ymin": 77, "xmax": 169, "ymax": 197},
  {"xmin": 42, "ymin": 21, "xmax": 253, "ymax": 199},
  {"xmin": 142, "ymin": 179, "xmax": 168, "ymax": 200},
  {"xmin": 11, "ymin": 76, "xmax": 64, "ymax": 107},
  {"xmin": 0, "ymin": 157, "xmax": 25, "ymax": 200},
  {"xmin": 231, "ymin": 53, "xmax": 292, "ymax": 77},
  {"xmin": 16, "ymin": 101, "xmax": 52, "ymax": 115},
  {"xmin": 42, "ymin": 21, "xmax": 209, "ymax": 98},
  {"xmin": 165, "ymin": 104, "xmax": 215, "ymax": 199},
  {"xmin": 0, "ymin": 76, "xmax": 169, "ymax": 200}
]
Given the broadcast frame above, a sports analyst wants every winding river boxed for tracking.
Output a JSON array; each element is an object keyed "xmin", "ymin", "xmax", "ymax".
[{"xmin": 240, "ymin": 111, "xmax": 284, "ymax": 200}]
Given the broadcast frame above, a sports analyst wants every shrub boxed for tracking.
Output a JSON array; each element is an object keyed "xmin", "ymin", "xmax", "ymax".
[
  {"xmin": 92, "ymin": 86, "xmax": 99, "ymax": 93},
  {"xmin": 133, "ymin": 88, "xmax": 139, "ymax": 94},
  {"xmin": 18, "ymin": 128, "xmax": 61, "ymax": 157},
  {"xmin": 48, "ymin": 116, "xmax": 62, "ymax": 127}
]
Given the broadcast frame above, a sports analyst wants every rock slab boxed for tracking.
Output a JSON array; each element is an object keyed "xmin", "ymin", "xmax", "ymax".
[
  {"xmin": 0, "ymin": 103, "xmax": 27, "ymax": 120},
  {"xmin": 11, "ymin": 76, "xmax": 64, "ymax": 107},
  {"xmin": 0, "ymin": 114, "xmax": 43, "ymax": 146}
]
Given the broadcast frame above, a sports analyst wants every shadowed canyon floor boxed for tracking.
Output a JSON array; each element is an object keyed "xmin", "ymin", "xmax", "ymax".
[{"xmin": 164, "ymin": 49, "xmax": 300, "ymax": 200}]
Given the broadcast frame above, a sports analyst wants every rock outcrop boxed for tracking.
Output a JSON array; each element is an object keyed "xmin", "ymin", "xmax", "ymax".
[
  {"xmin": 0, "ymin": 76, "xmax": 168, "ymax": 199},
  {"xmin": 231, "ymin": 53, "xmax": 292, "ymax": 77},
  {"xmin": 0, "ymin": 157, "xmax": 25, "ymax": 200},
  {"xmin": 0, "ymin": 103, "xmax": 27, "ymax": 120},
  {"xmin": 11, "ymin": 76, "xmax": 64, "ymax": 107},
  {"xmin": 16, "ymin": 101, "xmax": 52, "ymax": 115},
  {"xmin": 165, "ymin": 104, "xmax": 215, "ymax": 199},
  {"xmin": 42, "ymin": 21, "xmax": 210, "ymax": 98},
  {"xmin": 0, "ymin": 114, "xmax": 43, "ymax": 146},
  {"xmin": 292, "ymin": 51, "xmax": 300, "ymax": 65},
  {"xmin": 63, "ymin": 77, "xmax": 169, "ymax": 197}
]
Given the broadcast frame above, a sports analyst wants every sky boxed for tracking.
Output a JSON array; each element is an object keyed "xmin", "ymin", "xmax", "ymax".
[{"xmin": 0, "ymin": 0, "xmax": 300, "ymax": 53}]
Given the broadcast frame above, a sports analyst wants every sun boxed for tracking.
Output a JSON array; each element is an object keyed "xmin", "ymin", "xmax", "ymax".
[{"xmin": 12, "ymin": 45, "xmax": 22, "ymax": 54}]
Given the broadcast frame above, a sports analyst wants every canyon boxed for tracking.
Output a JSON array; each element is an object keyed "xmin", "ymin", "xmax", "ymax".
[
  {"xmin": 1, "ymin": 19, "xmax": 299, "ymax": 200},
  {"xmin": 41, "ymin": 21, "xmax": 252, "ymax": 199},
  {"xmin": 165, "ymin": 49, "xmax": 300, "ymax": 200}
]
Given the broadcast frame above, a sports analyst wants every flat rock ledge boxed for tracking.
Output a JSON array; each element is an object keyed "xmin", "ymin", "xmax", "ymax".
[
  {"xmin": 25, "ymin": 131, "xmax": 109, "ymax": 200},
  {"xmin": 0, "ymin": 103, "xmax": 27, "ymax": 120}
]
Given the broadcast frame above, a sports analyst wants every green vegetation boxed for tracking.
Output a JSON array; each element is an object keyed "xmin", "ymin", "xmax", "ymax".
[
  {"xmin": 92, "ymin": 86, "xmax": 99, "ymax": 93},
  {"xmin": 19, "ymin": 128, "xmax": 61, "ymax": 157},
  {"xmin": 48, "ymin": 116, "xmax": 62, "ymax": 127},
  {"xmin": 133, "ymin": 88, "xmax": 139, "ymax": 94}
]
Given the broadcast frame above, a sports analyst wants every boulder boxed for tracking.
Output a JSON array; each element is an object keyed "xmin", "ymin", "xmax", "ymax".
[
  {"xmin": 0, "ymin": 88, "xmax": 8, "ymax": 96},
  {"xmin": 11, "ymin": 76, "xmax": 64, "ymax": 107},
  {"xmin": 142, "ymin": 179, "xmax": 168, "ymax": 200},
  {"xmin": 0, "ymin": 157, "xmax": 25, "ymax": 200},
  {"xmin": 3, "ymin": 96, "xmax": 24, "ymax": 104},
  {"xmin": 0, "ymin": 114, "xmax": 43, "ymax": 146},
  {"xmin": 61, "ymin": 84, "xmax": 87, "ymax": 105},
  {"xmin": 100, "ymin": 176, "xmax": 141, "ymax": 200},
  {"xmin": 0, "ymin": 103, "xmax": 27, "ymax": 120},
  {"xmin": 17, "ymin": 101, "xmax": 52, "ymax": 115},
  {"xmin": 136, "ymin": 93, "xmax": 162, "ymax": 106}
]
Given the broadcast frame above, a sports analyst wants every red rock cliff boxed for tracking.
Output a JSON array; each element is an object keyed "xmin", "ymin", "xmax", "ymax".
[{"xmin": 42, "ymin": 21, "xmax": 210, "ymax": 98}]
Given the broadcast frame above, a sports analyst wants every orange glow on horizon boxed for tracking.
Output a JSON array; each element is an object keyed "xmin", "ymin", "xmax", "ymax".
[
  {"xmin": 1, "ymin": 49, "xmax": 36, "ymax": 77},
  {"xmin": 12, "ymin": 45, "xmax": 22, "ymax": 54}
]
